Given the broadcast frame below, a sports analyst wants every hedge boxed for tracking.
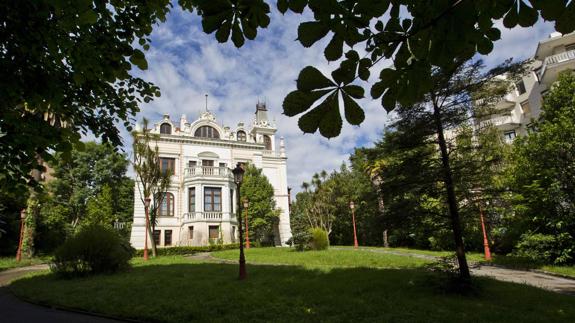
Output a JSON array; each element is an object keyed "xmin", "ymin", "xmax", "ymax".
[{"xmin": 134, "ymin": 243, "xmax": 239, "ymax": 257}]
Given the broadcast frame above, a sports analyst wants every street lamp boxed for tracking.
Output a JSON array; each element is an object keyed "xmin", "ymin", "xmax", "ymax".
[
  {"xmin": 232, "ymin": 163, "xmax": 247, "ymax": 280},
  {"xmin": 243, "ymin": 199, "xmax": 250, "ymax": 249},
  {"xmin": 16, "ymin": 209, "xmax": 27, "ymax": 262},
  {"xmin": 144, "ymin": 198, "xmax": 151, "ymax": 261},
  {"xmin": 349, "ymin": 201, "xmax": 359, "ymax": 249},
  {"xmin": 479, "ymin": 203, "xmax": 492, "ymax": 261}
]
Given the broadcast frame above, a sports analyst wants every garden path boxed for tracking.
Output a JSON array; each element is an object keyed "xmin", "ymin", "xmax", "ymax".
[{"xmin": 0, "ymin": 265, "xmax": 122, "ymax": 323}]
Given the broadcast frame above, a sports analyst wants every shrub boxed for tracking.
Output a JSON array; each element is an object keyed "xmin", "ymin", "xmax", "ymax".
[
  {"xmin": 133, "ymin": 243, "xmax": 239, "ymax": 257},
  {"xmin": 512, "ymin": 233, "xmax": 573, "ymax": 265},
  {"xmin": 51, "ymin": 225, "xmax": 134, "ymax": 277},
  {"xmin": 309, "ymin": 228, "xmax": 329, "ymax": 250},
  {"xmin": 287, "ymin": 231, "xmax": 312, "ymax": 251}
]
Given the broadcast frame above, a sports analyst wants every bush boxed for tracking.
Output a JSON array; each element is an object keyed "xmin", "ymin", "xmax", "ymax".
[
  {"xmin": 52, "ymin": 225, "xmax": 133, "ymax": 277},
  {"xmin": 133, "ymin": 243, "xmax": 239, "ymax": 257},
  {"xmin": 287, "ymin": 231, "xmax": 312, "ymax": 251},
  {"xmin": 512, "ymin": 233, "xmax": 573, "ymax": 265},
  {"xmin": 309, "ymin": 228, "xmax": 329, "ymax": 250}
]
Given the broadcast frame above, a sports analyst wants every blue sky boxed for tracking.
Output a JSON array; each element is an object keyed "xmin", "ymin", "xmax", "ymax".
[{"xmin": 127, "ymin": 7, "xmax": 555, "ymax": 193}]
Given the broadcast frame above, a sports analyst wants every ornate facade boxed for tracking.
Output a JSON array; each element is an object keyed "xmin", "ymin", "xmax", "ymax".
[{"xmin": 129, "ymin": 103, "xmax": 292, "ymax": 248}]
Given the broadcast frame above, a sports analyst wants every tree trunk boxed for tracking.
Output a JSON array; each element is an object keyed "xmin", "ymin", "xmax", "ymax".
[
  {"xmin": 150, "ymin": 221, "xmax": 158, "ymax": 257},
  {"xmin": 432, "ymin": 102, "xmax": 471, "ymax": 281}
]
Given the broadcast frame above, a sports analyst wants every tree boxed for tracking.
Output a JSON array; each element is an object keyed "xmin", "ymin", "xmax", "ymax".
[
  {"xmin": 85, "ymin": 185, "xmax": 115, "ymax": 228},
  {"xmin": 132, "ymin": 119, "xmax": 171, "ymax": 258},
  {"xmin": 239, "ymin": 165, "xmax": 280, "ymax": 244},
  {"xmin": 48, "ymin": 142, "xmax": 133, "ymax": 228},
  {"xmin": 505, "ymin": 71, "xmax": 575, "ymax": 264},
  {"xmin": 4, "ymin": 1, "xmax": 572, "ymax": 189}
]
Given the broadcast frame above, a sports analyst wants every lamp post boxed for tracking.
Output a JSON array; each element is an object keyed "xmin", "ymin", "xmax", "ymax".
[
  {"xmin": 16, "ymin": 209, "xmax": 27, "ymax": 262},
  {"xmin": 479, "ymin": 204, "xmax": 492, "ymax": 261},
  {"xmin": 144, "ymin": 197, "xmax": 151, "ymax": 261},
  {"xmin": 349, "ymin": 201, "xmax": 359, "ymax": 249},
  {"xmin": 232, "ymin": 163, "xmax": 247, "ymax": 280},
  {"xmin": 243, "ymin": 199, "xmax": 250, "ymax": 249}
]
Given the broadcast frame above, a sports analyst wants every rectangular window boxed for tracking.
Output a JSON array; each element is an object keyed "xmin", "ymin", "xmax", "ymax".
[
  {"xmin": 520, "ymin": 101, "xmax": 531, "ymax": 115},
  {"xmin": 158, "ymin": 192, "xmax": 174, "ymax": 217},
  {"xmin": 164, "ymin": 230, "xmax": 172, "ymax": 246},
  {"xmin": 204, "ymin": 187, "xmax": 222, "ymax": 212},
  {"xmin": 503, "ymin": 130, "xmax": 516, "ymax": 143},
  {"xmin": 188, "ymin": 187, "xmax": 195, "ymax": 212},
  {"xmin": 209, "ymin": 225, "xmax": 220, "ymax": 240},
  {"xmin": 153, "ymin": 230, "xmax": 161, "ymax": 246},
  {"xmin": 188, "ymin": 226, "xmax": 194, "ymax": 240},
  {"xmin": 202, "ymin": 160, "xmax": 214, "ymax": 167},
  {"xmin": 159, "ymin": 157, "xmax": 176, "ymax": 175},
  {"xmin": 231, "ymin": 226, "xmax": 236, "ymax": 242},
  {"xmin": 515, "ymin": 80, "xmax": 526, "ymax": 95},
  {"xmin": 188, "ymin": 160, "xmax": 197, "ymax": 168},
  {"xmin": 230, "ymin": 189, "xmax": 234, "ymax": 214}
]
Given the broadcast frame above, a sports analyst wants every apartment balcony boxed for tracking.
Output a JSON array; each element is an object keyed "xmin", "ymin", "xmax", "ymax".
[
  {"xmin": 478, "ymin": 115, "xmax": 520, "ymax": 131},
  {"xmin": 184, "ymin": 166, "xmax": 232, "ymax": 179},
  {"xmin": 539, "ymin": 50, "xmax": 575, "ymax": 86},
  {"xmin": 182, "ymin": 212, "xmax": 237, "ymax": 223}
]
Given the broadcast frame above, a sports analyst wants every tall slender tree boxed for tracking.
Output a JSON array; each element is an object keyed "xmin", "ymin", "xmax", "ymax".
[{"xmin": 132, "ymin": 119, "xmax": 171, "ymax": 258}]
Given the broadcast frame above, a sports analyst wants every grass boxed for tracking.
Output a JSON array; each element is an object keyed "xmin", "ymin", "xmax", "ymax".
[
  {"xmin": 9, "ymin": 251, "xmax": 575, "ymax": 322},
  {"xmin": 212, "ymin": 247, "xmax": 431, "ymax": 269},
  {"xmin": 0, "ymin": 256, "xmax": 49, "ymax": 272}
]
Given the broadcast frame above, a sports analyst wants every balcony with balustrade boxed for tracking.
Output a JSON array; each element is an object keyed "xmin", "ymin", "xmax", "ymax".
[
  {"xmin": 539, "ymin": 49, "xmax": 575, "ymax": 86},
  {"xmin": 182, "ymin": 211, "xmax": 237, "ymax": 223},
  {"xmin": 184, "ymin": 166, "xmax": 233, "ymax": 180}
]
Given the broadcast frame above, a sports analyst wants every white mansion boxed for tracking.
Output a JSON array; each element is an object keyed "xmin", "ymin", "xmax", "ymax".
[{"xmin": 129, "ymin": 103, "xmax": 292, "ymax": 248}]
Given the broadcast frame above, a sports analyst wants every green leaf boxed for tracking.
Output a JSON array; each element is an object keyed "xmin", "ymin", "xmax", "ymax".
[
  {"xmin": 531, "ymin": 0, "xmax": 566, "ymax": 21},
  {"xmin": 298, "ymin": 22, "xmax": 330, "ymax": 47},
  {"xmin": 556, "ymin": 2, "xmax": 575, "ymax": 33},
  {"xmin": 283, "ymin": 89, "xmax": 332, "ymax": 116},
  {"xmin": 342, "ymin": 92, "xmax": 365, "ymax": 126},
  {"xmin": 517, "ymin": 1, "xmax": 538, "ymax": 27},
  {"xmin": 297, "ymin": 66, "xmax": 336, "ymax": 91},
  {"xmin": 277, "ymin": 0, "xmax": 289, "ymax": 13},
  {"xmin": 130, "ymin": 49, "xmax": 148, "ymax": 70},
  {"xmin": 486, "ymin": 27, "xmax": 501, "ymax": 41},
  {"xmin": 288, "ymin": 0, "xmax": 308, "ymax": 13},
  {"xmin": 318, "ymin": 92, "xmax": 342, "ymax": 138},
  {"xmin": 345, "ymin": 50, "xmax": 360, "ymax": 61},
  {"xmin": 79, "ymin": 10, "xmax": 98, "ymax": 25},
  {"xmin": 381, "ymin": 87, "xmax": 397, "ymax": 112},
  {"xmin": 202, "ymin": 10, "xmax": 233, "ymax": 34},
  {"xmin": 342, "ymin": 85, "xmax": 364, "ymax": 99},
  {"xmin": 215, "ymin": 20, "xmax": 232, "ymax": 43},
  {"xmin": 370, "ymin": 81, "xmax": 386, "ymax": 99},
  {"xmin": 231, "ymin": 20, "xmax": 245, "ymax": 47},
  {"xmin": 331, "ymin": 59, "xmax": 357, "ymax": 85},
  {"xmin": 242, "ymin": 18, "xmax": 257, "ymax": 40},
  {"xmin": 477, "ymin": 37, "xmax": 494, "ymax": 55},
  {"xmin": 503, "ymin": 5, "xmax": 519, "ymax": 28},
  {"xmin": 324, "ymin": 34, "xmax": 344, "ymax": 61}
]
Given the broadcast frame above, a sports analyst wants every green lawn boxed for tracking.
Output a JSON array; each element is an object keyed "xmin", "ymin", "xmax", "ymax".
[
  {"xmin": 9, "ymin": 252, "xmax": 575, "ymax": 322},
  {"xmin": 0, "ymin": 256, "xmax": 49, "ymax": 272},
  {"xmin": 212, "ymin": 248, "xmax": 431, "ymax": 269}
]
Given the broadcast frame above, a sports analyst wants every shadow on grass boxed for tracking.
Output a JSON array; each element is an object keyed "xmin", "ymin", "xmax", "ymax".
[{"xmin": 10, "ymin": 262, "xmax": 575, "ymax": 323}]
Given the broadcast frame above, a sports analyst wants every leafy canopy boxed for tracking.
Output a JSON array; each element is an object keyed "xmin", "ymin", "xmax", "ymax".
[{"xmin": 3, "ymin": 0, "xmax": 572, "ymax": 189}]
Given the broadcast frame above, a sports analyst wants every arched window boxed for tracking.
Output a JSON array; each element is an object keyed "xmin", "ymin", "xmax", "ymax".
[
  {"xmin": 194, "ymin": 126, "xmax": 220, "ymax": 139},
  {"xmin": 160, "ymin": 123, "xmax": 172, "ymax": 134},
  {"xmin": 263, "ymin": 135, "xmax": 272, "ymax": 150},
  {"xmin": 157, "ymin": 192, "xmax": 174, "ymax": 217},
  {"xmin": 237, "ymin": 130, "xmax": 246, "ymax": 142}
]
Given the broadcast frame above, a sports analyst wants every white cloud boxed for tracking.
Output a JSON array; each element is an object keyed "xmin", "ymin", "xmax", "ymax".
[{"xmin": 114, "ymin": 8, "xmax": 557, "ymax": 194}]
